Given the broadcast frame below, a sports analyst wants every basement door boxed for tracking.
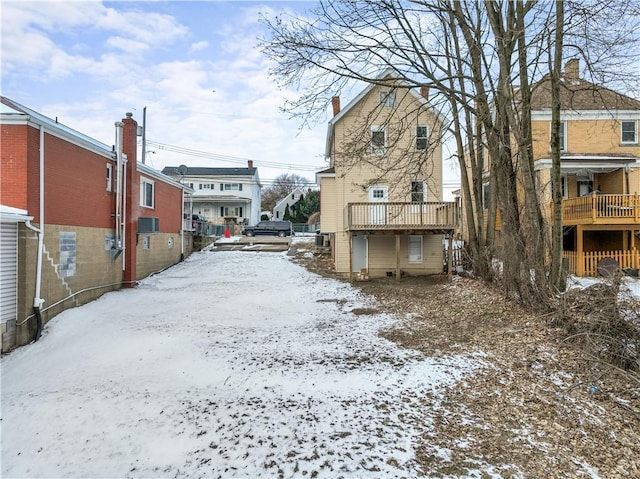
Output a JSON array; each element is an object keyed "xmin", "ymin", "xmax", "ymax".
[
  {"xmin": 0, "ymin": 222, "xmax": 18, "ymax": 325},
  {"xmin": 352, "ymin": 235, "xmax": 368, "ymax": 273}
]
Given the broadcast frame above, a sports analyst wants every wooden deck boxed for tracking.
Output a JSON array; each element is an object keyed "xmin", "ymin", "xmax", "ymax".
[
  {"xmin": 562, "ymin": 193, "xmax": 640, "ymax": 226},
  {"xmin": 345, "ymin": 202, "xmax": 458, "ymax": 232}
]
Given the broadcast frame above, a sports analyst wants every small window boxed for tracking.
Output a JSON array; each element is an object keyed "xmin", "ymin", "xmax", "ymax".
[
  {"xmin": 416, "ymin": 126, "xmax": 428, "ymax": 150},
  {"xmin": 199, "ymin": 184, "xmax": 203, "ymax": 190},
  {"xmin": 408, "ymin": 235, "xmax": 423, "ymax": 263},
  {"xmin": 621, "ymin": 120, "xmax": 637, "ymax": 143},
  {"xmin": 222, "ymin": 183, "xmax": 242, "ymax": 191},
  {"xmin": 482, "ymin": 183, "xmax": 490, "ymax": 210},
  {"xmin": 380, "ymin": 90, "xmax": 396, "ymax": 108},
  {"xmin": 106, "ymin": 164, "xmax": 113, "ymax": 191},
  {"xmin": 140, "ymin": 178, "xmax": 154, "ymax": 208},
  {"xmin": 372, "ymin": 189, "xmax": 385, "ymax": 199},
  {"xmin": 411, "ymin": 181, "xmax": 425, "ymax": 202},
  {"xmin": 371, "ymin": 126, "xmax": 386, "ymax": 154}
]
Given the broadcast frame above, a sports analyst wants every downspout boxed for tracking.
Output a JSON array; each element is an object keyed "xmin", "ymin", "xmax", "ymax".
[
  {"xmin": 180, "ymin": 188, "xmax": 185, "ymax": 261},
  {"xmin": 111, "ymin": 122, "xmax": 124, "ymax": 260},
  {"xmin": 122, "ymin": 154, "xmax": 128, "ymax": 272},
  {"xmin": 30, "ymin": 126, "xmax": 46, "ymax": 341}
]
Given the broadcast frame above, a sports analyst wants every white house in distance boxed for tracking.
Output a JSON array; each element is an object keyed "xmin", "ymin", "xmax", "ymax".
[
  {"xmin": 273, "ymin": 187, "xmax": 305, "ymax": 220},
  {"xmin": 162, "ymin": 161, "xmax": 262, "ymax": 225}
]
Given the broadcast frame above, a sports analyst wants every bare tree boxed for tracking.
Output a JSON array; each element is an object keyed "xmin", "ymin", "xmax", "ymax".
[
  {"xmin": 261, "ymin": 173, "xmax": 310, "ymax": 212},
  {"xmin": 261, "ymin": 0, "xmax": 640, "ymax": 305}
]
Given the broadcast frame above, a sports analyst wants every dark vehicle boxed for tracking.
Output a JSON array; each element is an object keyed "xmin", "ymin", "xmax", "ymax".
[
  {"xmin": 242, "ymin": 220, "xmax": 293, "ymax": 237},
  {"xmin": 184, "ymin": 214, "xmax": 207, "ymax": 235}
]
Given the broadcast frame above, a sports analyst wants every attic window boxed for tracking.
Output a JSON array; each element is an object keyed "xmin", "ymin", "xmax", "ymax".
[
  {"xmin": 621, "ymin": 121, "xmax": 637, "ymax": 144},
  {"xmin": 380, "ymin": 90, "xmax": 396, "ymax": 108}
]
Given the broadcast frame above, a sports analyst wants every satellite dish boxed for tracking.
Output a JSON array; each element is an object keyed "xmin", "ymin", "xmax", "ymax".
[{"xmin": 177, "ymin": 164, "xmax": 188, "ymax": 175}]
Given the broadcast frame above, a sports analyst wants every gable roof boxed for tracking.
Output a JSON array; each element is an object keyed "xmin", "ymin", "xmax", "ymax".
[
  {"xmin": 273, "ymin": 187, "xmax": 305, "ymax": 212},
  {"xmin": 1, "ymin": 96, "xmax": 113, "ymax": 157},
  {"xmin": 324, "ymin": 69, "xmax": 438, "ymax": 158},
  {"xmin": 530, "ymin": 74, "xmax": 640, "ymax": 111}
]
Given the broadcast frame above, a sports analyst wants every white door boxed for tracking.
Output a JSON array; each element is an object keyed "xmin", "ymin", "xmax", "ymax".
[
  {"xmin": 368, "ymin": 186, "xmax": 388, "ymax": 225},
  {"xmin": 352, "ymin": 236, "xmax": 368, "ymax": 273},
  {"xmin": 0, "ymin": 222, "xmax": 18, "ymax": 326}
]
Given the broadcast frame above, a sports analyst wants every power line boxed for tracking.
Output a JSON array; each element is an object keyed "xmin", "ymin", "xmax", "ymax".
[{"xmin": 145, "ymin": 139, "xmax": 323, "ymax": 172}]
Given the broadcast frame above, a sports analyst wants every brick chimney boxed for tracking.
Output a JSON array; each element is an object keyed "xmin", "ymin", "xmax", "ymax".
[
  {"xmin": 331, "ymin": 96, "xmax": 340, "ymax": 116},
  {"xmin": 247, "ymin": 160, "xmax": 253, "ymax": 169},
  {"xmin": 420, "ymin": 86, "xmax": 430, "ymax": 100},
  {"xmin": 564, "ymin": 59, "xmax": 579, "ymax": 79},
  {"xmin": 122, "ymin": 112, "xmax": 139, "ymax": 286}
]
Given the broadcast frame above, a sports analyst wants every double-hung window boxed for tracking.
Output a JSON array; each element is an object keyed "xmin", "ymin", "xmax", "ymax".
[
  {"xmin": 557, "ymin": 121, "xmax": 566, "ymax": 151},
  {"xmin": 222, "ymin": 183, "xmax": 242, "ymax": 191},
  {"xmin": 140, "ymin": 178, "xmax": 154, "ymax": 208},
  {"xmin": 411, "ymin": 181, "xmax": 425, "ymax": 202},
  {"xmin": 416, "ymin": 126, "xmax": 428, "ymax": 150},
  {"xmin": 371, "ymin": 126, "xmax": 386, "ymax": 155},
  {"xmin": 622, "ymin": 120, "xmax": 637, "ymax": 144}
]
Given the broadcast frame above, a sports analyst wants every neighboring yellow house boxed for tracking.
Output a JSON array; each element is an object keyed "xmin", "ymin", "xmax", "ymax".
[
  {"xmin": 467, "ymin": 59, "xmax": 640, "ymax": 276},
  {"xmin": 317, "ymin": 70, "xmax": 458, "ymax": 280}
]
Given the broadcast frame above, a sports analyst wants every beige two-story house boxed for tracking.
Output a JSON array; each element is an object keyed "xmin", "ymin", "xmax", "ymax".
[
  {"xmin": 317, "ymin": 70, "xmax": 458, "ymax": 280},
  {"xmin": 465, "ymin": 60, "xmax": 640, "ymax": 276}
]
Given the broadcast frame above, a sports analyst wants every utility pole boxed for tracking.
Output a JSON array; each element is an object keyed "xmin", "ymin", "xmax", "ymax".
[{"xmin": 141, "ymin": 106, "xmax": 147, "ymax": 164}]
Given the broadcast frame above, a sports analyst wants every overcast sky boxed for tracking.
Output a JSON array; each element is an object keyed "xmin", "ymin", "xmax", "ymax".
[{"xmin": 2, "ymin": 0, "xmax": 459, "ymax": 193}]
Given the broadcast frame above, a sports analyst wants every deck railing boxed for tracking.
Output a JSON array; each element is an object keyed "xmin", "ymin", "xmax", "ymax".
[
  {"xmin": 562, "ymin": 193, "xmax": 640, "ymax": 224},
  {"xmin": 345, "ymin": 202, "xmax": 458, "ymax": 231}
]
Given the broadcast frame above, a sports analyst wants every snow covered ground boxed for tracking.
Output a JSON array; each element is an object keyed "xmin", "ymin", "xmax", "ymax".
[{"xmin": 1, "ymin": 245, "xmax": 480, "ymax": 478}]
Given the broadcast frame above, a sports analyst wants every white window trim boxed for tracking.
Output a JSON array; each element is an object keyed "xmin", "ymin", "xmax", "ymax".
[
  {"xmin": 621, "ymin": 120, "xmax": 638, "ymax": 144},
  {"xmin": 371, "ymin": 125, "xmax": 386, "ymax": 155},
  {"xmin": 408, "ymin": 235, "xmax": 423, "ymax": 264},
  {"xmin": 140, "ymin": 177, "xmax": 155, "ymax": 209}
]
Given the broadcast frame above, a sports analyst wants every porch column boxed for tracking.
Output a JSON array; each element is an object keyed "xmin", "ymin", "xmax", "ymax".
[
  {"xmin": 348, "ymin": 234, "xmax": 353, "ymax": 282},
  {"xmin": 576, "ymin": 225, "xmax": 584, "ymax": 276},
  {"xmin": 447, "ymin": 232, "xmax": 453, "ymax": 281},
  {"xmin": 395, "ymin": 234, "xmax": 400, "ymax": 281},
  {"xmin": 632, "ymin": 229, "xmax": 638, "ymax": 269}
]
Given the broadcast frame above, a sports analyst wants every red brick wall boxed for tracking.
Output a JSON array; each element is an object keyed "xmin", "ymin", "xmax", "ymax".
[
  {"xmin": 41, "ymin": 133, "xmax": 114, "ymax": 228},
  {"xmin": 1, "ymin": 124, "xmax": 29, "ymax": 211},
  {"xmin": 1, "ymin": 124, "xmax": 114, "ymax": 226}
]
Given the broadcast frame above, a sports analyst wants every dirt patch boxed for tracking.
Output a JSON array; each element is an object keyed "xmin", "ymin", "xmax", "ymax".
[{"xmin": 291, "ymin": 248, "xmax": 640, "ymax": 478}]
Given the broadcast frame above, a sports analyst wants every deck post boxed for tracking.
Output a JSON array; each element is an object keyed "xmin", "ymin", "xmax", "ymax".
[
  {"xmin": 349, "ymin": 234, "xmax": 353, "ymax": 282},
  {"xmin": 576, "ymin": 225, "xmax": 584, "ymax": 276},
  {"xmin": 395, "ymin": 234, "xmax": 400, "ymax": 281},
  {"xmin": 635, "ymin": 193, "xmax": 639, "ymax": 222},
  {"xmin": 447, "ymin": 232, "xmax": 453, "ymax": 281},
  {"xmin": 591, "ymin": 192, "xmax": 597, "ymax": 222}
]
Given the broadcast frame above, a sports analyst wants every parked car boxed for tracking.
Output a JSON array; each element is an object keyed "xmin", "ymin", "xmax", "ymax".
[
  {"xmin": 184, "ymin": 214, "xmax": 207, "ymax": 235},
  {"xmin": 242, "ymin": 220, "xmax": 293, "ymax": 237}
]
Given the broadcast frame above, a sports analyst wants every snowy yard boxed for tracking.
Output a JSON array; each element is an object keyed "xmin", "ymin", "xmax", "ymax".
[{"xmin": 1, "ymin": 246, "xmax": 479, "ymax": 478}]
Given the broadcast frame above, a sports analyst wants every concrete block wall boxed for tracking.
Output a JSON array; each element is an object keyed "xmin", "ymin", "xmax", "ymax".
[{"xmin": 135, "ymin": 232, "xmax": 190, "ymax": 280}]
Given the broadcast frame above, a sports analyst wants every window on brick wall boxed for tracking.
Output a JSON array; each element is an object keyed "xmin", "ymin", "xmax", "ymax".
[
  {"xmin": 140, "ymin": 178, "xmax": 154, "ymax": 208},
  {"xmin": 106, "ymin": 164, "xmax": 113, "ymax": 191}
]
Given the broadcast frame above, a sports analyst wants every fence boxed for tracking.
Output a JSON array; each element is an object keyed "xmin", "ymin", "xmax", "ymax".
[
  {"xmin": 293, "ymin": 223, "xmax": 320, "ymax": 234},
  {"xmin": 564, "ymin": 249, "xmax": 640, "ymax": 276}
]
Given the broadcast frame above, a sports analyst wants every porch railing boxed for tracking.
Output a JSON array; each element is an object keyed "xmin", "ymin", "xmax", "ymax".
[
  {"xmin": 562, "ymin": 193, "xmax": 640, "ymax": 224},
  {"xmin": 345, "ymin": 202, "xmax": 458, "ymax": 231},
  {"xmin": 563, "ymin": 249, "xmax": 640, "ymax": 276}
]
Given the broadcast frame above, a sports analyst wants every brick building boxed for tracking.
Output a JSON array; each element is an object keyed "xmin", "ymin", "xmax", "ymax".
[{"xmin": 0, "ymin": 97, "xmax": 193, "ymax": 351}]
